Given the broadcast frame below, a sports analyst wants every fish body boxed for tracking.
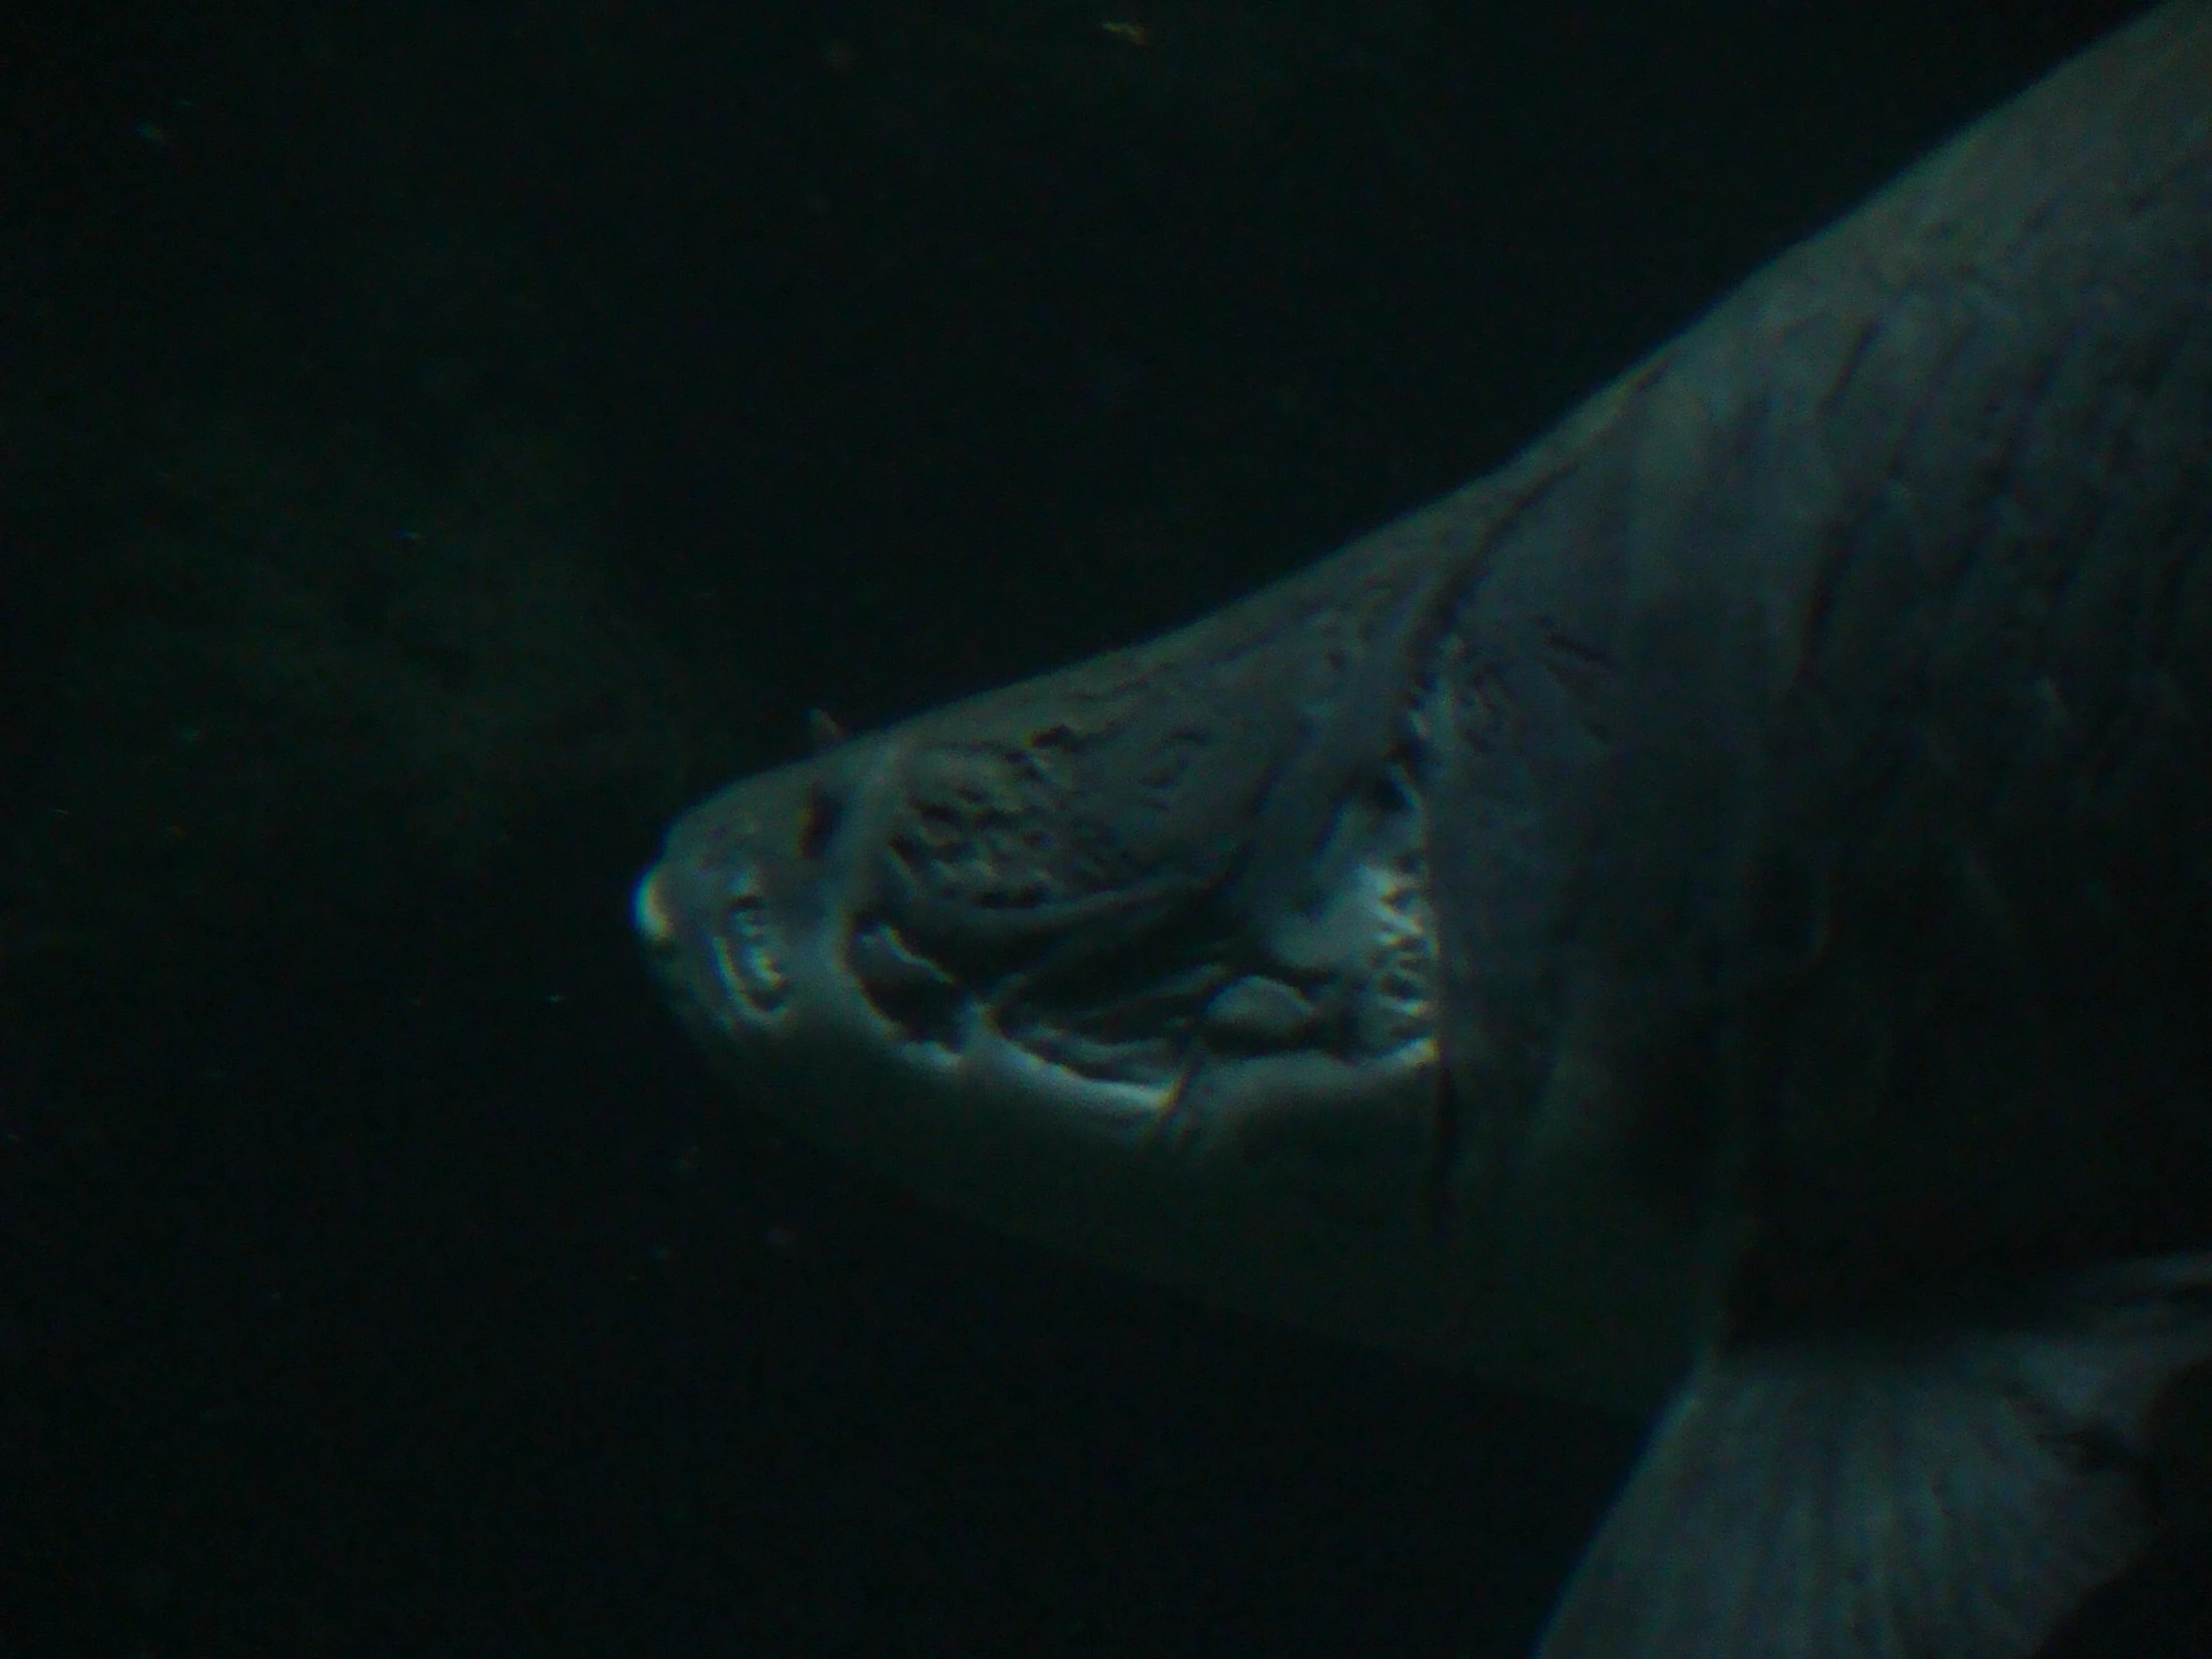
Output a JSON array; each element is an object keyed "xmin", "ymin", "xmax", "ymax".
[{"xmin": 638, "ymin": 6, "xmax": 2212, "ymax": 1653}]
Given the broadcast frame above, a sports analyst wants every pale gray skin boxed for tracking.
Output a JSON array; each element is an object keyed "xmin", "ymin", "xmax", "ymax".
[{"xmin": 640, "ymin": 7, "xmax": 2212, "ymax": 1655}]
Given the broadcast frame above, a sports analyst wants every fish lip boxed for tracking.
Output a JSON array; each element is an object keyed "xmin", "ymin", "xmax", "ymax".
[
  {"xmin": 633, "ymin": 825, "xmax": 1198, "ymax": 1133},
  {"xmin": 635, "ymin": 744, "xmax": 1443, "ymax": 1114},
  {"xmin": 634, "ymin": 709, "xmax": 1451, "ymax": 1171}
]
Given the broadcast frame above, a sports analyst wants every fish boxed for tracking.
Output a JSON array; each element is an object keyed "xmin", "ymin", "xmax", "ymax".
[{"xmin": 634, "ymin": 5, "xmax": 2212, "ymax": 1653}]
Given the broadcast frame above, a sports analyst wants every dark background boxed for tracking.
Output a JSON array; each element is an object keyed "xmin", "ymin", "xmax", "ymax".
[{"xmin": 0, "ymin": 2, "xmax": 2189, "ymax": 1655}]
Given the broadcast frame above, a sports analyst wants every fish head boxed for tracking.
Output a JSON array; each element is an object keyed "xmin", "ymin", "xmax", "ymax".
[{"xmin": 635, "ymin": 591, "xmax": 1706, "ymax": 1406}]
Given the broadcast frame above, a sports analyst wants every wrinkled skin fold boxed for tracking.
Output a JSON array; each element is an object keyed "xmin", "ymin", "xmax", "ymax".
[{"xmin": 640, "ymin": 6, "xmax": 2212, "ymax": 1655}]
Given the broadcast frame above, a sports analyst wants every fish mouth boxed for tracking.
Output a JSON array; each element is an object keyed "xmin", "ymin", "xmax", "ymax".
[{"xmin": 633, "ymin": 717, "xmax": 1448, "ymax": 1222}]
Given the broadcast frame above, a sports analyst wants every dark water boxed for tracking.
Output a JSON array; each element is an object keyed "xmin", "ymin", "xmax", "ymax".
[{"xmin": 3, "ymin": 2, "xmax": 2195, "ymax": 1655}]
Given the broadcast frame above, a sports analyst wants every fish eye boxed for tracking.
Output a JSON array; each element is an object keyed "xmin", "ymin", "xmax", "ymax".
[{"xmin": 798, "ymin": 783, "xmax": 843, "ymax": 861}]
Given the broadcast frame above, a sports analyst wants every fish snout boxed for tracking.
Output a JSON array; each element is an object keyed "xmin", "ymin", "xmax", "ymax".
[{"xmin": 632, "ymin": 862, "xmax": 682, "ymax": 953}]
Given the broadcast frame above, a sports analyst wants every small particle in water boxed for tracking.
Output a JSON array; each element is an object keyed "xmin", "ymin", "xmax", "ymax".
[
  {"xmin": 1100, "ymin": 19, "xmax": 1151, "ymax": 46},
  {"xmin": 764, "ymin": 1225, "xmax": 800, "ymax": 1256}
]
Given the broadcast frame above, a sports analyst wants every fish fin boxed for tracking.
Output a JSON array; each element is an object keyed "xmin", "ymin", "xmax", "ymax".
[{"xmin": 1536, "ymin": 1255, "xmax": 2212, "ymax": 1659}]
